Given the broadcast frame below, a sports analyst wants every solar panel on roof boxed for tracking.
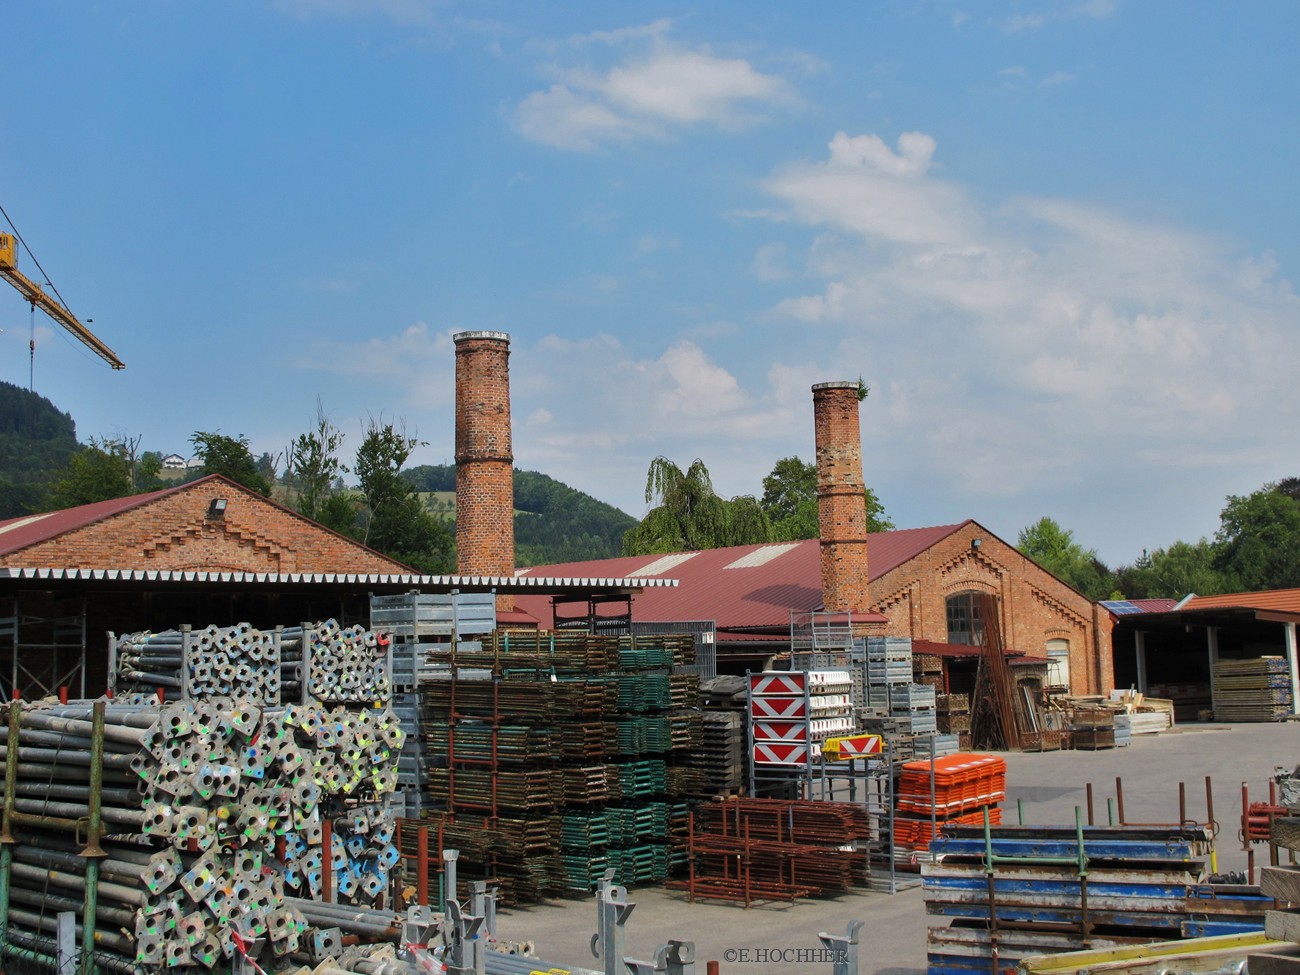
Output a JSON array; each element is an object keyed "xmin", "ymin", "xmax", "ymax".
[{"xmin": 1100, "ymin": 600, "xmax": 1146, "ymax": 615}]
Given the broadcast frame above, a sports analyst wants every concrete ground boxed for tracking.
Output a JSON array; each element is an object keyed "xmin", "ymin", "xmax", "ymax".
[{"xmin": 490, "ymin": 721, "xmax": 1300, "ymax": 975}]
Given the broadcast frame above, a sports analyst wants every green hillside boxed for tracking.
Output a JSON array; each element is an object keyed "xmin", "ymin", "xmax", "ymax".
[
  {"xmin": 403, "ymin": 464, "xmax": 637, "ymax": 566},
  {"xmin": 0, "ymin": 381, "xmax": 79, "ymax": 518}
]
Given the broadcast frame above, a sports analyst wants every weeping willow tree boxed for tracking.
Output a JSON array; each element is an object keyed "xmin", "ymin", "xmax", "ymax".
[{"xmin": 622, "ymin": 456, "xmax": 771, "ymax": 555}]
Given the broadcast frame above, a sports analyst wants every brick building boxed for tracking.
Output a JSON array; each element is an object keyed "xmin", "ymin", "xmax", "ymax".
[
  {"xmin": 513, "ymin": 523, "xmax": 1113, "ymax": 695},
  {"xmin": 0, "ymin": 474, "xmax": 670, "ymax": 699},
  {"xmin": 0, "ymin": 474, "xmax": 411, "ymax": 575}
]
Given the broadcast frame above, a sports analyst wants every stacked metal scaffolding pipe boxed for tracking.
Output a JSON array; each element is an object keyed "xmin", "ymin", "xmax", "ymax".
[
  {"xmin": 112, "ymin": 623, "xmax": 300, "ymax": 705},
  {"xmin": 0, "ymin": 693, "xmax": 406, "ymax": 975}
]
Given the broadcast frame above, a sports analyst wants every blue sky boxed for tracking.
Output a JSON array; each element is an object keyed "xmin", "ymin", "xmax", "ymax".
[{"xmin": 2, "ymin": 2, "xmax": 1297, "ymax": 567}]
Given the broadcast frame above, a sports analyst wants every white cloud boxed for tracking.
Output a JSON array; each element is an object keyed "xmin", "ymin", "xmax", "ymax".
[
  {"xmin": 515, "ymin": 24, "xmax": 794, "ymax": 150},
  {"xmin": 765, "ymin": 131, "xmax": 975, "ymax": 246},
  {"xmin": 759, "ymin": 129, "xmax": 1300, "ymax": 506}
]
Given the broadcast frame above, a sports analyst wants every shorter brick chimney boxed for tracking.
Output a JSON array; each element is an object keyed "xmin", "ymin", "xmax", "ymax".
[
  {"xmin": 812, "ymin": 380, "xmax": 870, "ymax": 616},
  {"xmin": 454, "ymin": 330, "xmax": 514, "ymax": 610}
]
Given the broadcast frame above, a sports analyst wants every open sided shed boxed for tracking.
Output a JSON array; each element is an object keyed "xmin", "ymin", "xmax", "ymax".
[{"xmin": 0, "ymin": 476, "xmax": 673, "ymax": 698}]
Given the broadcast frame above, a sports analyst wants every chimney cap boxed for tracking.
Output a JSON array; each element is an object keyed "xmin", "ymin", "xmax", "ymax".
[
  {"xmin": 454, "ymin": 330, "xmax": 511, "ymax": 344},
  {"xmin": 812, "ymin": 380, "xmax": 859, "ymax": 392}
]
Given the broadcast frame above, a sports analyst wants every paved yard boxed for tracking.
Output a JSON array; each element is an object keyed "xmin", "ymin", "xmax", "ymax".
[{"xmin": 489, "ymin": 721, "xmax": 1300, "ymax": 974}]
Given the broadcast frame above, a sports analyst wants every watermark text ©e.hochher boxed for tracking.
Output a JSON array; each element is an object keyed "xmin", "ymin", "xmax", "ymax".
[{"xmin": 722, "ymin": 947, "xmax": 848, "ymax": 964}]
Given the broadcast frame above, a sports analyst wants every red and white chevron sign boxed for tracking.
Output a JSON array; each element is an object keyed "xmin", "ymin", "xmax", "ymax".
[
  {"xmin": 753, "ymin": 742, "xmax": 809, "ymax": 766},
  {"xmin": 822, "ymin": 733, "xmax": 884, "ymax": 760},
  {"xmin": 750, "ymin": 672, "xmax": 806, "ymax": 696},
  {"xmin": 749, "ymin": 696, "xmax": 807, "ymax": 720},
  {"xmin": 751, "ymin": 720, "xmax": 808, "ymax": 743}
]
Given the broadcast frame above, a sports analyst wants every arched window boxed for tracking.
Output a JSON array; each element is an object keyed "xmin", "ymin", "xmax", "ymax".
[
  {"xmin": 946, "ymin": 591, "xmax": 988, "ymax": 645},
  {"xmin": 1045, "ymin": 638, "xmax": 1071, "ymax": 691}
]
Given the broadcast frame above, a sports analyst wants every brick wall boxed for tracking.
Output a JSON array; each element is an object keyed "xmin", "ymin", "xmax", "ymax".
[
  {"xmin": 813, "ymin": 381, "xmax": 871, "ymax": 615},
  {"xmin": 454, "ymin": 331, "xmax": 515, "ymax": 609},
  {"xmin": 868, "ymin": 521, "xmax": 1114, "ymax": 695},
  {"xmin": 0, "ymin": 477, "xmax": 410, "ymax": 574}
]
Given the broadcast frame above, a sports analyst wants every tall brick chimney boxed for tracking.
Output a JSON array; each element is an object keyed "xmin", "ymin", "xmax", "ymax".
[
  {"xmin": 454, "ymin": 331, "xmax": 514, "ymax": 609},
  {"xmin": 812, "ymin": 380, "xmax": 870, "ymax": 616}
]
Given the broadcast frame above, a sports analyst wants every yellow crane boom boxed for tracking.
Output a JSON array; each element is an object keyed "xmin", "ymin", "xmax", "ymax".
[{"xmin": 0, "ymin": 231, "xmax": 124, "ymax": 370}]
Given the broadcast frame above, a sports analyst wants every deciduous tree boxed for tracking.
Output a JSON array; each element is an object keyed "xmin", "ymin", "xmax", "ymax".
[
  {"xmin": 354, "ymin": 418, "xmax": 452, "ymax": 572},
  {"xmin": 760, "ymin": 455, "xmax": 893, "ymax": 541},
  {"xmin": 288, "ymin": 401, "xmax": 349, "ymax": 527},
  {"xmin": 48, "ymin": 437, "xmax": 133, "ymax": 508},
  {"xmin": 1214, "ymin": 481, "xmax": 1300, "ymax": 591},
  {"xmin": 189, "ymin": 431, "xmax": 271, "ymax": 495},
  {"xmin": 623, "ymin": 456, "xmax": 770, "ymax": 555},
  {"xmin": 1016, "ymin": 516, "xmax": 1111, "ymax": 600}
]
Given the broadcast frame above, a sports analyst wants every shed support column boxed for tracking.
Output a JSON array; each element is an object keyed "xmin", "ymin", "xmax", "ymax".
[
  {"xmin": 1285, "ymin": 621, "xmax": 1299, "ymax": 718},
  {"xmin": 1134, "ymin": 630, "xmax": 1148, "ymax": 695},
  {"xmin": 1206, "ymin": 627, "xmax": 1219, "ymax": 718}
]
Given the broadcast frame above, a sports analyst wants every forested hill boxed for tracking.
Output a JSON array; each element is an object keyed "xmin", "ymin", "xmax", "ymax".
[
  {"xmin": 403, "ymin": 464, "xmax": 638, "ymax": 566},
  {"xmin": 0, "ymin": 381, "xmax": 79, "ymax": 518}
]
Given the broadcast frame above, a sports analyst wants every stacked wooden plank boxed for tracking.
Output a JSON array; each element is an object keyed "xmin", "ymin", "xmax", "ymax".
[
  {"xmin": 1257, "ymin": 822, "xmax": 1300, "ymax": 973},
  {"xmin": 1148, "ymin": 682, "xmax": 1213, "ymax": 724},
  {"xmin": 1212, "ymin": 657, "xmax": 1294, "ymax": 722},
  {"xmin": 923, "ymin": 823, "xmax": 1271, "ymax": 974}
]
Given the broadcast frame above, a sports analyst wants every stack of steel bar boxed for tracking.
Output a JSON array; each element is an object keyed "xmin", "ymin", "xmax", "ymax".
[
  {"xmin": 558, "ymin": 721, "xmax": 608, "ymax": 762},
  {"xmin": 426, "ymin": 767, "xmax": 563, "ymax": 811},
  {"xmin": 112, "ymin": 622, "xmax": 293, "ymax": 704},
  {"xmin": 0, "ymin": 696, "xmax": 405, "ymax": 974},
  {"xmin": 668, "ymin": 710, "xmax": 703, "ymax": 749},
  {"xmin": 670, "ymin": 672, "xmax": 700, "ymax": 708},
  {"xmin": 922, "ymin": 822, "xmax": 1269, "ymax": 973},
  {"xmin": 426, "ymin": 629, "xmax": 624, "ymax": 674},
  {"xmin": 412, "ymin": 633, "xmax": 703, "ymax": 899},
  {"xmin": 424, "ymin": 722, "xmax": 558, "ymax": 765},
  {"xmin": 396, "ymin": 813, "xmax": 560, "ymax": 905},
  {"xmin": 667, "ymin": 797, "xmax": 872, "ymax": 906},
  {"xmin": 1212, "ymin": 657, "xmax": 1294, "ymax": 721},
  {"xmin": 611, "ymin": 715, "xmax": 672, "ymax": 756}
]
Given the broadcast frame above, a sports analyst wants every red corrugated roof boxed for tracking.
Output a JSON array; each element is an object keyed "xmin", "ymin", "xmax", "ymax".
[
  {"xmin": 1129, "ymin": 598, "xmax": 1179, "ymax": 613},
  {"xmin": 1182, "ymin": 588, "xmax": 1300, "ymax": 615},
  {"xmin": 514, "ymin": 523, "xmax": 968, "ymax": 631},
  {"xmin": 0, "ymin": 481, "xmax": 195, "ymax": 557}
]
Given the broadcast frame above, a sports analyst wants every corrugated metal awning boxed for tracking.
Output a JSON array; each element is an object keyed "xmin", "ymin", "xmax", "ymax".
[{"xmin": 0, "ymin": 566, "xmax": 677, "ymax": 594}]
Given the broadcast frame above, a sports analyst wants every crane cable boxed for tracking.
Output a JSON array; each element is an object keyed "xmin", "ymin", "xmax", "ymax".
[{"xmin": 0, "ymin": 200, "xmax": 75, "ymax": 312}]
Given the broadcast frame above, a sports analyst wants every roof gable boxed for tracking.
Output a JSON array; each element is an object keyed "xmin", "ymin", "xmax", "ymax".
[
  {"xmin": 0, "ymin": 480, "xmax": 198, "ymax": 556},
  {"xmin": 0, "ymin": 475, "xmax": 412, "ymax": 575}
]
